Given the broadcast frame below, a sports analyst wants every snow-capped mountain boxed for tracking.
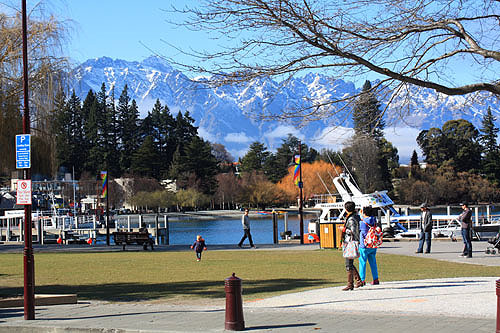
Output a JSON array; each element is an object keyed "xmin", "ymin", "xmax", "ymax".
[{"xmin": 70, "ymin": 56, "xmax": 499, "ymax": 161}]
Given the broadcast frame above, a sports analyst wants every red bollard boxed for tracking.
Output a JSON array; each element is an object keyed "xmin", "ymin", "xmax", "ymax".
[
  {"xmin": 497, "ymin": 279, "xmax": 500, "ymax": 333},
  {"xmin": 225, "ymin": 273, "xmax": 245, "ymax": 331}
]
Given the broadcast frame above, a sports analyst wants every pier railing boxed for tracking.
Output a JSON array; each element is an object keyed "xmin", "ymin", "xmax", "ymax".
[{"xmin": 0, "ymin": 213, "xmax": 170, "ymax": 245}]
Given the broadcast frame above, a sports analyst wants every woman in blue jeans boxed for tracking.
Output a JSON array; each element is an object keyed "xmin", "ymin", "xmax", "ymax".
[{"xmin": 359, "ymin": 206, "xmax": 379, "ymax": 285}]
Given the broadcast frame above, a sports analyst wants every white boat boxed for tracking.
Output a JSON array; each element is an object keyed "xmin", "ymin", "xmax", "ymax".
[
  {"xmin": 314, "ymin": 173, "xmax": 397, "ymax": 234},
  {"xmin": 313, "ymin": 172, "xmax": 469, "ymax": 239}
]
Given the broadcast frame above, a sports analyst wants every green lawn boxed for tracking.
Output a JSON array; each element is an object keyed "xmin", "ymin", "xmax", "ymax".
[{"xmin": 1, "ymin": 250, "xmax": 499, "ymax": 302}]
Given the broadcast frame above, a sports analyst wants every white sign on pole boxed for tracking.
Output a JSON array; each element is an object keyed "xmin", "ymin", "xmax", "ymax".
[{"xmin": 16, "ymin": 180, "xmax": 32, "ymax": 205}]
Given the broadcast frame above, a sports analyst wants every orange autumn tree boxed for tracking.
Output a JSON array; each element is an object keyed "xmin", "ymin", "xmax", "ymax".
[{"xmin": 277, "ymin": 160, "xmax": 342, "ymax": 204}]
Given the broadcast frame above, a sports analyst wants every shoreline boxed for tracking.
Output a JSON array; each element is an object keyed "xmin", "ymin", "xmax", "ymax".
[{"xmin": 144, "ymin": 209, "xmax": 319, "ymax": 221}]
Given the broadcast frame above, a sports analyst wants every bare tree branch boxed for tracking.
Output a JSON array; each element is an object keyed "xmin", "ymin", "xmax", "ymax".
[{"xmin": 162, "ymin": 0, "xmax": 499, "ymax": 122}]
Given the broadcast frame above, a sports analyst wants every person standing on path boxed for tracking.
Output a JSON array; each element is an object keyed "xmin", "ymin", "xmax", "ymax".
[
  {"xmin": 458, "ymin": 203, "xmax": 473, "ymax": 258},
  {"xmin": 416, "ymin": 203, "xmax": 433, "ymax": 254},
  {"xmin": 341, "ymin": 201, "xmax": 363, "ymax": 290},
  {"xmin": 359, "ymin": 206, "xmax": 380, "ymax": 285},
  {"xmin": 238, "ymin": 208, "xmax": 255, "ymax": 248}
]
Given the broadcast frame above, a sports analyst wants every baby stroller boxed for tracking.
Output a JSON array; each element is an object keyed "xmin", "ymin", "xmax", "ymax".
[{"xmin": 485, "ymin": 232, "xmax": 500, "ymax": 255}]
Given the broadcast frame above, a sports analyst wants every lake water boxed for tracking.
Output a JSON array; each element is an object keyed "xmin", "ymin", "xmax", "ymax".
[
  {"xmin": 96, "ymin": 205, "xmax": 500, "ymax": 245},
  {"xmin": 111, "ymin": 213, "xmax": 319, "ymax": 245}
]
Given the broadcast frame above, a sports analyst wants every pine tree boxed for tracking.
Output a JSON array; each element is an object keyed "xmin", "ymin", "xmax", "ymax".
[
  {"xmin": 53, "ymin": 91, "xmax": 86, "ymax": 177},
  {"xmin": 179, "ymin": 136, "xmax": 219, "ymax": 194},
  {"xmin": 149, "ymin": 99, "xmax": 164, "ymax": 148},
  {"xmin": 53, "ymin": 91, "xmax": 71, "ymax": 171},
  {"xmin": 350, "ymin": 80, "xmax": 394, "ymax": 190},
  {"xmin": 68, "ymin": 91, "xmax": 86, "ymax": 177},
  {"xmin": 262, "ymin": 154, "xmax": 282, "ymax": 183},
  {"xmin": 480, "ymin": 107, "xmax": 500, "ymax": 182},
  {"xmin": 117, "ymin": 85, "xmax": 139, "ymax": 174},
  {"xmin": 240, "ymin": 142, "xmax": 270, "ymax": 172},
  {"xmin": 157, "ymin": 103, "xmax": 175, "ymax": 177},
  {"xmin": 167, "ymin": 136, "xmax": 218, "ymax": 194},
  {"xmin": 85, "ymin": 84, "xmax": 108, "ymax": 175},
  {"xmin": 130, "ymin": 136, "xmax": 160, "ymax": 178},
  {"xmin": 353, "ymin": 80, "xmax": 385, "ymax": 142},
  {"xmin": 410, "ymin": 150, "xmax": 419, "ymax": 168},
  {"xmin": 480, "ymin": 107, "xmax": 499, "ymax": 155},
  {"xmin": 104, "ymin": 87, "xmax": 121, "ymax": 176},
  {"xmin": 141, "ymin": 99, "xmax": 177, "ymax": 178},
  {"xmin": 82, "ymin": 89, "xmax": 100, "ymax": 175},
  {"xmin": 172, "ymin": 111, "xmax": 198, "ymax": 151},
  {"xmin": 168, "ymin": 146, "xmax": 183, "ymax": 180}
]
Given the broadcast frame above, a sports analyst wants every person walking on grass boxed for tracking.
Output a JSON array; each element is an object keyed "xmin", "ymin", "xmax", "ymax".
[
  {"xmin": 238, "ymin": 208, "xmax": 256, "ymax": 248},
  {"xmin": 341, "ymin": 201, "xmax": 363, "ymax": 291},
  {"xmin": 416, "ymin": 203, "xmax": 433, "ymax": 254},
  {"xmin": 458, "ymin": 202, "xmax": 473, "ymax": 258},
  {"xmin": 359, "ymin": 206, "xmax": 380, "ymax": 286},
  {"xmin": 191, "ymin": 235, "xmax": 207, "ymax": 261}
]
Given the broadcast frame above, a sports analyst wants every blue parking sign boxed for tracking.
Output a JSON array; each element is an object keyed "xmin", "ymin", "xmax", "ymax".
[{"xmin": 16, "ymin": 134, "xmax": 31, "ymax": 169}]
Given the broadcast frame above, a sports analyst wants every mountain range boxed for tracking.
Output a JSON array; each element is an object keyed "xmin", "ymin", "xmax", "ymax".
[{"xmin": 70, "ymin": 56, "xmax": 500, "ymax": 163}]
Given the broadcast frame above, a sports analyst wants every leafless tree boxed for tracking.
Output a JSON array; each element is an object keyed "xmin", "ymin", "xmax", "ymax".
[
  {"xmin": 0, "ymin": 1, "xmax": 70, "ymax": 176},
  {"xmin": 342, "ymin": 135, "xmax": 382, "ymax": 193},
  {"xmin": 211, "ymin": 143, "xmax": 234, "ymax": 164},
  {"xmin": 214, "ymin": 172, "xmax": 242, "ymax": 209},
  {"xmin": 168, "ymin": 0, "xmax": 499, "ymax": 123}
]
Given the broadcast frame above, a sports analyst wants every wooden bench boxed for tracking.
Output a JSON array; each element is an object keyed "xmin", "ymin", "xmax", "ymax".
[
  {"xmin": 113, "ymin": 231, "xmax": 154, "ymax": 251},
  {"xmin": 64, "ymin": 231, "xmax": 87, "ymax": 245}
]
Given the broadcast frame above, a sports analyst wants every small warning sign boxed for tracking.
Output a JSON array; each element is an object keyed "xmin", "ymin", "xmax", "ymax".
[{"xmin": 17, "ymin": 180, "xmax": 32, "ymax": 205}]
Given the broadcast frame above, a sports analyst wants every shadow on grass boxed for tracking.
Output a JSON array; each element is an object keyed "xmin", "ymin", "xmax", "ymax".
[{"xmin": 0, "ymin": 278, "xmax": 333, "ymax": 302}]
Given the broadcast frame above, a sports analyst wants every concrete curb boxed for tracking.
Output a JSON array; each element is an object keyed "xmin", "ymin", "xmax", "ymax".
[{"xmin": 0, "ymin": 294, "xmax": 77, "ymax": 308}]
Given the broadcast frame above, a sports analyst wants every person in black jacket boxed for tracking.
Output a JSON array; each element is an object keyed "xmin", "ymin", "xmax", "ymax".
[
  {"xmin": 341, "ymin": 201, "xmax": 363, "ymax": 290},
  {"xmin": 458, "ymin": 203, "xmax": 473, "ymax": 258},
  {"xmin": 416, "ymin": 203, "xmax": 433, "ymax": 254}
]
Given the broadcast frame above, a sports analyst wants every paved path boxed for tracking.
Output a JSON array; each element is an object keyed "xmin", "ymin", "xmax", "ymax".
[
  {"xmin": 379, "ymin": 238, "xmax": 500, "ymax": 266},
  {"xmin": 0, "ymin": 240, "xmax": 499, "ymax": 332}
]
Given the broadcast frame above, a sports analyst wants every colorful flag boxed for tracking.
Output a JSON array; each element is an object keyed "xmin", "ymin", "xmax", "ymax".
[
  {"xmin": 293, "ymin": 155, "xmax": 300, "ymax": 186},
  {"xmin": 101, "ymin": 171, "xmax": 108, "ymax": 198}
]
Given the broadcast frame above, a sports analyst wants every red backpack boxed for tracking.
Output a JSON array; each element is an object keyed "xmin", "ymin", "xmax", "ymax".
[{"xmin": 364, "ymin": 222, "xmax": 383, "ymax": 248}]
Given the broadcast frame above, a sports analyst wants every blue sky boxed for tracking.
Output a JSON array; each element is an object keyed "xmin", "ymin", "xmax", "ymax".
[
  {"xmin": 30, "ymin": 0, "xmax": 496, "ymax": 161},
  {"xmin": 60, "ymin": 1, "xmax": 212, "ymax": 66},
  {"xmin": 57, "ymin": 1, "xmax": 423, "ymax": 161},
  {"xmin": 0, "ymin": 0, "xmax": 486, "ymax": 88}
]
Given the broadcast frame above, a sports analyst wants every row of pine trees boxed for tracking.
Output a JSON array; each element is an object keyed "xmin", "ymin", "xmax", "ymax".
[
  {"xmin": 54, "ymin": 83, "xmax": 219, "ymax": 194},
  {"xmin": 37, "ymin": 79, "xmax": 500, "ymax": 206}
]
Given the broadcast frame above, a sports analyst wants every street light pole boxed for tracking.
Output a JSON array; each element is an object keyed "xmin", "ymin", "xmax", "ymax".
[{"xmin": 21, "ymin": 0, "xmax": 35, "ymax": 320}]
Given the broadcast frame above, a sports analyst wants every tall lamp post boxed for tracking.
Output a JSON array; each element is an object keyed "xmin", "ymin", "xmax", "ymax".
[{"xmin": 21, "ymin": 0, "xmax": 35, "ymax": 320}]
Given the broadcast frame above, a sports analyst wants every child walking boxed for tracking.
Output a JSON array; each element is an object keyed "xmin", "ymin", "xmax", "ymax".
[{"xmin": 191, "ymin": 235, "xmax": 207, "ymax": 261}]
